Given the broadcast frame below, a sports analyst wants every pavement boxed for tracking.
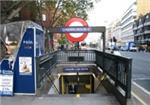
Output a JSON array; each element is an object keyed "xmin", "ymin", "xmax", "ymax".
[
  {"xmin": 0, "ymin": 94, "xmax": 120, "ymax": 105},
  {"xmin": 1, "ymin": 84, "xmax": 120, "ymax": 105},
  {"xmin": 0, "ymin": 83, "xmax": 146, "ymax": 105},
  {"xmin": 1, "ymin": 93, "xmax": 147, "ymax": 105},
  {"xmin": 1, "ymin": 51, "xmax": 149, "ymax": 105}
]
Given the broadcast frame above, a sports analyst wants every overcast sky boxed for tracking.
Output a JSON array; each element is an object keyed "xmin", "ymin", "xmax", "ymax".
[{"xmin": 85, "ymin": 0, "xmax": 135, "ymax": 43}]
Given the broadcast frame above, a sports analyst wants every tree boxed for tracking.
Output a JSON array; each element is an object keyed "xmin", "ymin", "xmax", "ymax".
[
  {"xmin": 38, "ymin": 0, "xmax": 95, "ymax": 51},
  {"xmin": 58, "ymin": 35, "xmax": 67, "ymax": 45},
  {"xmin": 1, "ymin": 0, "xmax": 99, "ymax": 26},
  {"xmin": 38, "ymin": 0, "xmax": 94, "ymax": 27},
  {"xmin": 1, "ymin": 0, "xmax": 100, "ymax": 51}
]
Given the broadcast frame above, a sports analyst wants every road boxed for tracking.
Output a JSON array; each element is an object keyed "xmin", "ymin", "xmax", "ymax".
[{"xmin": 120, "ymin": 51, "xmax": 150, "ymax": 92}]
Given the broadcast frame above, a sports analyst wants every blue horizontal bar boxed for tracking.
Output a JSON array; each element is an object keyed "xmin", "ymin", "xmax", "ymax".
[{"xmin": 61, "ymin": 27, "xmax": 92, "ymax": 33}]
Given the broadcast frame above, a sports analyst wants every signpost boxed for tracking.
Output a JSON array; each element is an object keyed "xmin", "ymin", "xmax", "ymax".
[
  {"xmin": 48, "ymin": 18, "xmax": 106, "ymax": 52},
  {"xmin": 64, "ymin": 17, "xmax": 89, "ymax": 43}
]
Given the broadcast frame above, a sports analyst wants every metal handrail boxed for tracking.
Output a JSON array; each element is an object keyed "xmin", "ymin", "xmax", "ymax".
[
  {"xmin": 35, "ymin": 50, "xmax": 132, "ymax": 101},
  {"xmin": 95, "ymin": 50, "xmax": 132, "ymax": 98}
]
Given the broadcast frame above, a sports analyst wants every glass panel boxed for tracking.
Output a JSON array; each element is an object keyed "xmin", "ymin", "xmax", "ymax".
[{"xmin": 36, "ymin": 29, "xmax": 45, "ymax": 56}]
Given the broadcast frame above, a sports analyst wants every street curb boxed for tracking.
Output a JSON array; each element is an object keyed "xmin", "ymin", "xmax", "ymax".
[{"xmin": 132, "ymin": 81, "xmax": 150, "ymax": 105}]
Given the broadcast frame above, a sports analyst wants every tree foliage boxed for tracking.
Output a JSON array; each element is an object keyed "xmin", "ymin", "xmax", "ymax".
[
  {"xmin": 39, "ymin": 0, "xmax": 94, "ymax": 27},
  {"xmin": 0, "ymin": 0, "xmax": 94, "ymax": 26},
  {"xmin": 1, "ymin": 0, "xmax": 99, "ymax": 51},
  {"xmin": 58, "ymin": 35, "xmax": 67, "ymax": 45},
  {"xmin": 1, "ymin": 1, "xmax": 26, "ymax": 23}
]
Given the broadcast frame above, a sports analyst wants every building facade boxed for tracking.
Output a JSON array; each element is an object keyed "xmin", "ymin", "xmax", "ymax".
[
  {"xmin": 106, "ymin": 1, "xmax": 137, "ymax": 47},
  {"xmin": 132, "ymin": 0, "xmax": 150, "ymax": 51},
  {"xmin": 120, "ymin": 1, "xmax": 137, "ymax": 43},
  {"xmin": 111, "ymin": 20, "xmax": 122, "ymax": 45},
  {"xmin": 133, "ymin": 13, "xmax": 150, "ymax": 51},
  {"xmin": 137, "ymin": 0, "xmax": 150, "ymax": 16},
  {"xmin": 106, "ymin": 24, "xmax": 113, "ymax": 48},
  {"xmin": 107, "ymin": 0, "xmax": 150, "ymax": 50}
]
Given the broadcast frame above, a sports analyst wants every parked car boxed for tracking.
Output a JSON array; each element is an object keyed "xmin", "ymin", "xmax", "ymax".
[
  {"xmin": 120, "ymin": 41, "xmax": 138, "ymax": 52},
  {"xmin": 129, "ymin": 45, "xmax": 138, "ymax": 52},
  {"xmin": 120, "ymin": 46, "xmax": 128, "ymax": 51}
]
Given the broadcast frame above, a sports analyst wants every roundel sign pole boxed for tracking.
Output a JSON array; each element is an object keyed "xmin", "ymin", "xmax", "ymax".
[{"xmin": 65, "ymin": 17, "xmax": 88, "ymax": 43}]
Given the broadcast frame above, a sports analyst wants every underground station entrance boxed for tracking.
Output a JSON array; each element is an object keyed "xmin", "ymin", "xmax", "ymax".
[
  {"xmin": 60, "ymin": 73, "xmax": 94, "ymax": 94},
  {"xmin": 35, "ymin": 20, "xmax": 132, "ymax": 105},
  {"xmin": 59, "ymin": 67, "xmax": 95, "ymax": 94},
  {"xmin": 46, "ymin": 65, "xmax": 101, "ymax": 95},
  {"xmin": 0, "ymin": 20, "xmax": 132, "ymax": 105}
]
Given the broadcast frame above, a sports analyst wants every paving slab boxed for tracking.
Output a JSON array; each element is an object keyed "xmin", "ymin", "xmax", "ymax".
[{"xmin": 1, "ymin": 95, "xmax": 120, "ymax": 105}]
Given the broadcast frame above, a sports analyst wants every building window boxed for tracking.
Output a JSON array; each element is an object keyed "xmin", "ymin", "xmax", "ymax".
[{"xmin": 144, "ymin": 26, "xmax": 150, "ymax": 31}]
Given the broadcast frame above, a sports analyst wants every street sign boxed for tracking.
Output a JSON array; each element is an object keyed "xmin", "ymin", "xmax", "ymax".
[
  {"xmin": 49, "ymin": 26, "xmax": 105, "ymax": 33},
  {"xmin": 0, "ymin": 59, "xmax": 14, "ymax": 96},
  {"xmin": 0, "ymin": 74, "xmax": 13, "ymax": 96},
  {"xmin": 64, "ymin": 67, "xmax": 89, "ymax": 72},
  {"xmin": 61, "ymin": 27, "xmax": 92, "ymax": 33},
  {"xmin": 65, "ymin": 17, "xmax": 89, "ymax": 42}
]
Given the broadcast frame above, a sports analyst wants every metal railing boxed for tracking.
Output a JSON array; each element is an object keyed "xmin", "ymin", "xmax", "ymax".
[
  {"xmin": 35, "ymin": 50, "xmax": 132, "ymax": 104},
  {"xmin": 95, "ymin": 50, "xmax": 132, "ymax": 99},
  {"xmin": 57, "ymin": 50, "xmax": 96, "ymax": 64},
  {"xmin": 35, "ymin": 51, "xmax": 57, "ymax": 89}
]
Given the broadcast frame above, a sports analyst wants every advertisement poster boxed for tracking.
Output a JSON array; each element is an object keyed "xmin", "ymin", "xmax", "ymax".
[
  {"xmin": 0, "ymin": 74, "xmax": 13, "ymax": 96},
  {"xmin": 19, "ymin": 57, "xmax": 32, "ymax": 75}
]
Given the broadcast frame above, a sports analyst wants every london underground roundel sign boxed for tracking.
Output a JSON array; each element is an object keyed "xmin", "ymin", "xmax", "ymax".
[{"xmin": 65, "ymin": 17, "xmax": 88, "ymax": 42}]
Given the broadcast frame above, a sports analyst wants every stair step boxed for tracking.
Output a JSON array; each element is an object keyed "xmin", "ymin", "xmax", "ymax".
[
  {"xmin": 1, "ymin": 94, "xmax": 120, "ymax": 105},
  {"xmin": 42, "ymin": 93, "xmax": 113, "ymax": 98},
  {"xmin": 37, "ymin": 95, "xmax": 120, "ymax": 105}
]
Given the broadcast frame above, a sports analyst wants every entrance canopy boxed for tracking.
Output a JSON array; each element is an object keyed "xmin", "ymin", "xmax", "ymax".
[
  {"xmin": 48, "ymin": 26, "xmax": 106, "ymax": 52},
  {"xmin": 49, "ymin": 26, "xmax": 105, "ymax": 33}
]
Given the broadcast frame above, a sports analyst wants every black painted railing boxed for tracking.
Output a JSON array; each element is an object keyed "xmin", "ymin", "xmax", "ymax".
[
  {"xmin": 57, "ymin": 50, "xmax": 96, "ymax": 64},
  {"xmin": 36, "ymin": 51, "xmax": 57, "ymax": 88},
  {"xmin": 35, "ymin": 50, "xmax": 132, "ymax": 104},
  {"xmin": 95, "ymin": 50, "xmax": 132, "ymax": 97}
]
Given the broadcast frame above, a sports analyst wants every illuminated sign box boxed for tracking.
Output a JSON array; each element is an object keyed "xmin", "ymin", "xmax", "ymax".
[
  {"xmin": 64, "ymin": 67, "xmax": 89, "ymax": 72},
  {"xmin": 61, "ymin": 27, "xmax": 92, "ymax": 33}
]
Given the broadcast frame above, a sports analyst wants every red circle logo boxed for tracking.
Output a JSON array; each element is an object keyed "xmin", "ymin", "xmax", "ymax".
[{"xmin": 65, "ymin": 17, "xmax": 88, "ymax": 42}]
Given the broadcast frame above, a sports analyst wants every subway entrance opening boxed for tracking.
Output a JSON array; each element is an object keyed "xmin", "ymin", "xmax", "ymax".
[{"xmin": 59, "ymin": 73, "xmax": 94, "ymax": 94}]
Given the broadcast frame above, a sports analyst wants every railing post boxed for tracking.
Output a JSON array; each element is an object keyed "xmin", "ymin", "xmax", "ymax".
[
  {"xmin": 54, "ymin": 51, "xmax": 59, "ymax": 64},
  {"xmin": 102, "ymin": 52, "xmax": 105, "ymax": 70},
  {"xmin": 102, "ymin": 32, "xmax": 106, "ymax": 53},
  {"xmin": 126, "ymin": 59, "xmax": 132, "ymax": 98},
  {"xmin": 115, "ymin": 60, "xmax": 118, "ymax": 87},
  {"xmin": 95, "ymin": 50, "xmax": 97, "ymax": 65}
]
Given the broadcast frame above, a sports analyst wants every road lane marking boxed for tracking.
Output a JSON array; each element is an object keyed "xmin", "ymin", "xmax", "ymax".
[
  {"xmin": 133, "ymin": 82, "xmax": 150, "ymax": 95},
  {"xmin": 132, "ymin": 92, "xmax": 148, "ymax": 105},
  {"xmin": 133, "ymin": 78, "xmax": 150, "ymax": 81}
]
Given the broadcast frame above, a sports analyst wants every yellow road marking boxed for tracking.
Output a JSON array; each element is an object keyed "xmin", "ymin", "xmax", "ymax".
[{"xmin": 132, "ymin": 92, "xmax": 148, "ymax": 105}]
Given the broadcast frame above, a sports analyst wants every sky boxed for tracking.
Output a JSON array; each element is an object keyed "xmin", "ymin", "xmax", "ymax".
[{"xmin": 85, "ymin": 0, "xmax": 135, "ymax": 43}]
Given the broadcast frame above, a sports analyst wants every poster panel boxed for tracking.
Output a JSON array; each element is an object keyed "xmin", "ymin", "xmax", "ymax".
[
  {"xmin": 19, "ymin": 57, "xmax": 32, "ymax": 75},
  {"xmin": 0, "ymin": 74, "xmax": 13, "ymax": 96}
]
